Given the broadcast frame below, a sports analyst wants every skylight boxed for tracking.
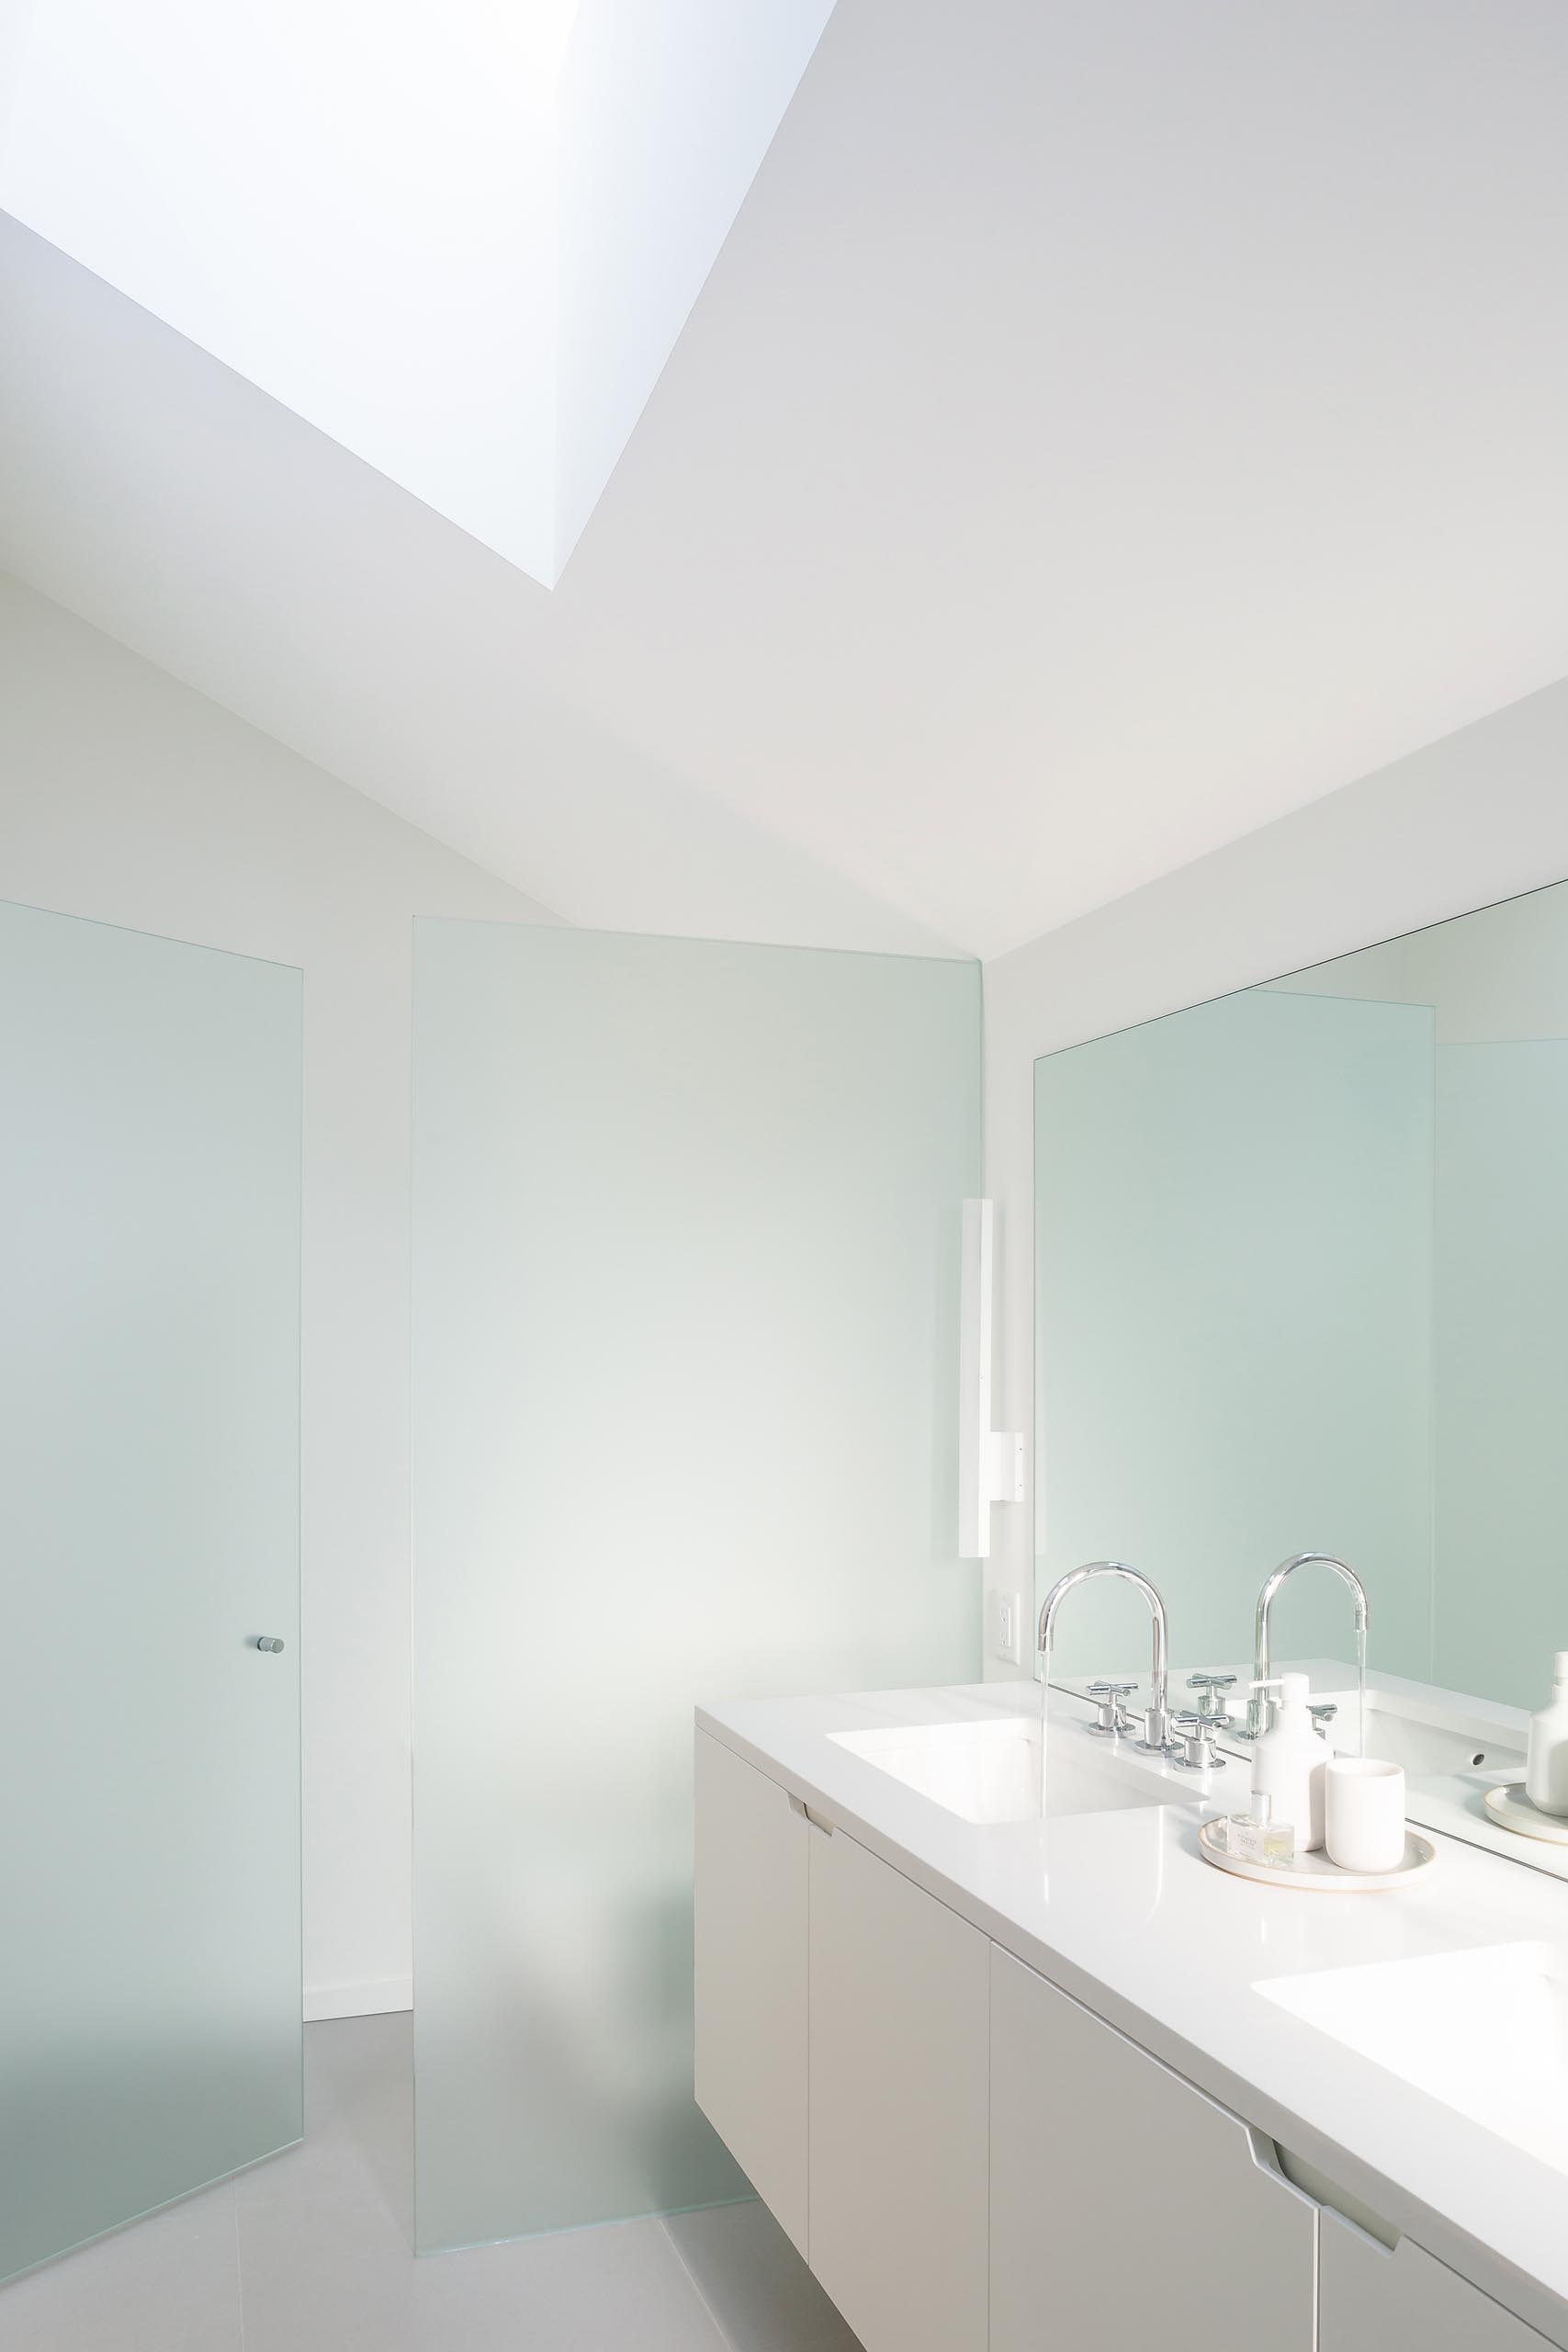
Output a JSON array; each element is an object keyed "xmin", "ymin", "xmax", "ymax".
[{"xmin": 0, "ymin": 0, "xmax": 834, "ymax": 585}]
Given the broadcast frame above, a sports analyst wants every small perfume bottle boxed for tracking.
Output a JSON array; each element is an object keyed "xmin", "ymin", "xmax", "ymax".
[{"xmin": 1225, "ymin": 1790, "xmax": 1294, "ymax": 1867}]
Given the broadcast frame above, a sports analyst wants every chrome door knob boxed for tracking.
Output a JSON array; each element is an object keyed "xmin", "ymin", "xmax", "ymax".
[{"xmin": 254, "ymin": 1636, "xmax": 286, "ymax": 1654}]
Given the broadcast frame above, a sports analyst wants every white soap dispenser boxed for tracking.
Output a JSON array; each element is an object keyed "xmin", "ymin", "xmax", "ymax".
[
  {"xmin": 1526, "ymin": 1652, "xmax": 1568, "ymax": 1816},
  {"xmin": 1249, "ymin": 1672, "xmax": 1326, "ymax": 1851}
]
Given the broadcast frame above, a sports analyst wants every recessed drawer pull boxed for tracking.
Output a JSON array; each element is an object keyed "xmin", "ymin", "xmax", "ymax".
[
  {"xmin": 1274, "ymin": 2144, "xmax": 1400, "ymax": 2248},
  {"xmin": 787, "ymin": 1792, "xmax": 835, "ymax": 1836}
]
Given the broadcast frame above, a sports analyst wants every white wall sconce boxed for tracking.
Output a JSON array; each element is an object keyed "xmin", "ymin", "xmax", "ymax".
[{"xmin": 959, "ymin": 1199, "xmax": 1025, "ymax": 1559}]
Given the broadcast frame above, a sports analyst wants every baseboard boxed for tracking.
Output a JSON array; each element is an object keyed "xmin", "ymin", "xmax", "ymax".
[{"xmin": 304, "ymin": 1975, "xmax": 413, "ymax": 2022}]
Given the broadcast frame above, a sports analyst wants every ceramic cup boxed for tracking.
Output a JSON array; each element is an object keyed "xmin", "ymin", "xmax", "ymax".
[{"xmin": 1325, "ymin": 1757, "xmax": 1406, "ymax": 1873}]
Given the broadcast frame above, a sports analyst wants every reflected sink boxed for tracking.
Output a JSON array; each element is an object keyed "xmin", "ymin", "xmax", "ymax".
[
  {"xmin": 1258, "ymin": 1942, "xmax": 1568, "ymax": 2176},
  {"xmin": 1321, "ymin": 1696, "xmax": 1524, "ymax": 1779},
  {"xmin": 828, "ymin": 1716, "xmax": 1168, "ymax": 1825},
  {"xmin": 1213, "ymin": 1689, "xmax": 1526, "ymax": 1779}
]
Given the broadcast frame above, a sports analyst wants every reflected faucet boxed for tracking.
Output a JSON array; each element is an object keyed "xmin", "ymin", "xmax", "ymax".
[
  {"xmin": 1244, "ymin": 1552, "xmax": 1371, "ymax": 1739},
  {"xmin": 1037, "ymin": 1561, "xmax": 1173, "ymax": 1753}
]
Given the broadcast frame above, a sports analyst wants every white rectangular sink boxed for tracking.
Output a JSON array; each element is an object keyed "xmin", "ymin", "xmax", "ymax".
[
  {"xmin": 828, "ymin": 1716, "xmax": 1168, "ymax": 1825},
  {"xmin": 1258, "ymin": 1941, "xmax": 1568, "ymax": 2177}
]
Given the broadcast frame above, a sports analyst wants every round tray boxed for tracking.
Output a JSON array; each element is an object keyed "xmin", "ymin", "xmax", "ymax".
[
  {"xmin": 1483, "ymin": 1781, "xmax": 1568, "ymax": 1846},
  {"xmin": 1197, "ymin": 1817, "xmax": 1436, "ymax": 1891}
]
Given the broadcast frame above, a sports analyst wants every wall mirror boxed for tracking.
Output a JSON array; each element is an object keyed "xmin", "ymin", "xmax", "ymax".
[{"xmin": 1033, "ymin": 876, "xmax": 1568, "ymax": 1872}]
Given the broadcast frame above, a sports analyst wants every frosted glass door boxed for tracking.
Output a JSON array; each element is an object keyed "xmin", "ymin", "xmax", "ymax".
[
  {"xmin": 412, "ymin": 922, "xmax": 980, "ymax": 2251},
  {"xmin": 0, "ymin": 900, "xmax": 302, "ymax": 2284}
]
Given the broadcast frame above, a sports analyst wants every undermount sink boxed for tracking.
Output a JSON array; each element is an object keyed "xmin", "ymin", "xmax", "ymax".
[
  {"xmin": 828, "ymin": 1715, "xmax": 1168, "ymax": 1825},
  {"xmin": 1258, "ymin": 1941, "xmax": 1568, "ymax": 2177}
]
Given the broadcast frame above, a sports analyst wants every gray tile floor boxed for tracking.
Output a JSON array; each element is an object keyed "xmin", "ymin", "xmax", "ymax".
[{"xmin": 0, "ymin": 2015, "xmax": 862, "ymax": 2352}]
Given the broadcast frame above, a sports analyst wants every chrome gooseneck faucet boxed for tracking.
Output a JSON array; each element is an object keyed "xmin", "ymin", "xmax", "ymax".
[
  {"xmin": 1244, "ymin": 1551, "xmax": 1371, "ymax": 1740},
  {"xmin": 1037, "ymin": 1560, "xmax": 1173, "ymax": 1753}
]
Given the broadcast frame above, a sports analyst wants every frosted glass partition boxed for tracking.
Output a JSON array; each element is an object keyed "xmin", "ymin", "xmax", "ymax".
[
  {"xmin": 1035, "ymin": 989, "xmax": 1435, "ymax": 1680},
  {"xmin": 0, "ymin": 900, "xmax": 301, "ymax": 2284},
  {"xmin": 412, "ymin": 922, "xmax": 980, "ymax": 2251}
]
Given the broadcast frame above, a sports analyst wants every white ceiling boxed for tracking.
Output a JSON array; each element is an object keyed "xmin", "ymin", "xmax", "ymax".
[{"xmin": 4, "ymin": 0, "xmax": 1568, "ymax": 960}]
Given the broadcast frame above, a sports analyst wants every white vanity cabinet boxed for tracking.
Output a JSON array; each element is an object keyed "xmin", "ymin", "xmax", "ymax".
[
  {"xmin": 808, "ymin": 1818, "xmax": 990, "ymax": 2352},
  {"xmin": 989, "ymin": 1946, "xmax": 1317, "ymax": 2351},
  {"xmin": 1319, "ymin": 2211, "xmax": 1556, "ymax": 2351},
  {"xmin": 693, "ymin": 1732, "xmax": 810, "ymax": 2253},
  {"xmin": 693, "ymin": 1726, "xmax": 1564, "ymax": 2352},
  {"xmin": 694, "ymin": 1728, "xmax": 988, "ymax": 2346}
]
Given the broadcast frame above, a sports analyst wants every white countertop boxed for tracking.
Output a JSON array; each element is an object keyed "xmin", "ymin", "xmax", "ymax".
[{"xmin": 696, "ymin": 1679, "xmax": 1568, "ymax": 2345}]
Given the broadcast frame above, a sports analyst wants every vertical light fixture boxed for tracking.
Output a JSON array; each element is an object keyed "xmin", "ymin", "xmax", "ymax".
[{"xmin": 958, "ymin": 1198, "xmax": 1024, "ymax": 1559}]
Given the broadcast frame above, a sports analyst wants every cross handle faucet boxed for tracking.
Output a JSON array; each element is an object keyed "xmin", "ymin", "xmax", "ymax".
[
  {"xmin": 1246, "ymin": 1552, "xmax": 1371, "ymax": 1739},
  {"xmin": 1037, "ymin": 1561, "xmax": 1173, "ymax": 1754}
]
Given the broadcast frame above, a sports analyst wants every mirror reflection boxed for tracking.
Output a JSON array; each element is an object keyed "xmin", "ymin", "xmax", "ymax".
[{"xmin": 1033, "ymin": 877, "xmax": 1568, "ymax": 1862}]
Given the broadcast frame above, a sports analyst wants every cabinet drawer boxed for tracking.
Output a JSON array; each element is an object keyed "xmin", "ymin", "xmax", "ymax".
[
  {"xmin": 990, "ymin": 1946, "xmax": 1316, "ymax": 2352},
  {"xmin": 1320, "ymin": 2208, "xmax": 1556, "ymax": 2350},
  {"xmin": 694, "ymin": 1731, "xmax": 809, "ymax": 2254},
  {"xmin": 809, "ymin": 1826, "xmax": 989, "ymax": 2352}
]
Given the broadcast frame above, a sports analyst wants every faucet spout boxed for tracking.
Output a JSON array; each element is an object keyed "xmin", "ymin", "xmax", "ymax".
[
  {"xmin": 1037, "ymin": 1560, "xmax": 1172, "ymax": 1752},
  {"xmin": 1246, "ymin": 1552, "xmax": 1371, "ymax": 1738}
]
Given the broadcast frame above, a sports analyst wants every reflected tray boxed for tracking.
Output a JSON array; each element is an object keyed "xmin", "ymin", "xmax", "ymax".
[{"xmin": 1484, "ymin": 1781, "xmax": 1568, "ymax": 1847}]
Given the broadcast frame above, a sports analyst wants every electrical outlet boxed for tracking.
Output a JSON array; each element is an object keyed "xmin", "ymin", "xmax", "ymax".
[{"xmin": 993, "ymin": 1589, "xmax": 1024, "ymax": 1667}]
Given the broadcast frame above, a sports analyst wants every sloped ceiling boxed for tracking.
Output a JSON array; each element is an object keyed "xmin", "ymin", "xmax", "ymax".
[{"xmin": 4, "ymin": 0, "xmax": 1568, "ymax": 959}]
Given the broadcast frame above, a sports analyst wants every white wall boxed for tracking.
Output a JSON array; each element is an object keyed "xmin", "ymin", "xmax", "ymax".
[
  {"xmin": 1277, "ymin": 879, "xmax": 1568, "ymax": 1044},
  {"xmin": 983, "ymin": 676, "xmax": 1568, "ymax": 1671},
  {"xmin": 0, "ymin": 572, "xmax": 560, "ymax": 2015}
]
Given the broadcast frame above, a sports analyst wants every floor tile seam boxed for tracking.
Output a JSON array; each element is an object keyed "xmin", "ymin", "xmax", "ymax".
[
  {"xmin": 231, "ymin": 2185, "xmax": 248, "ymax": 2352},
  {"xmin": 657, "ymin": 2212, "xmax": 740, "ymax": 2352}
]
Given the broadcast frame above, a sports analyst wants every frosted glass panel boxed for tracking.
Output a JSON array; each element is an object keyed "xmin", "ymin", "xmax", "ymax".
[
  {"xmin": 412, "ymin": 922, "xmax": 980, "ymax": 2251},
  {"xmin": 0, "ymin": 900, "xmax": 302, "ymax": 2283},
  {"xmin": 1434, "ymin": 1042, "xmax": 1568, "ymax": 1702},
  {"xmin": 1034, "ymin": 989, "xmax": 1434, "ymax": 1679}
]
